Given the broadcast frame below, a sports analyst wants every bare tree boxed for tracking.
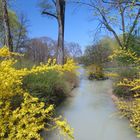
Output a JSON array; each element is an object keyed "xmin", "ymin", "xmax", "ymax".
[
  {"xmin": 76, "ymin": 0, "xmax": 140, "ymax": 49},
  {"xmin": 83, "ymin": 42, "xmax": 111, "ymax": 66},
  {"xmin": 26, "ymin": 39, "xmax": 49, "ymax": 63},
  {"xmin": 1, "ymin": 0, "xmax": 13, "ymax": 51},
  {"xmin": 40, "ymin": 0, "xmax": 66, "ymax": 64},
  {"xmin": 14, "ymin": 13, "xmax": 28, "ymax": 52},
  {"xmin": 66, "ymin": 42, "xmax": 82, "ymax": 59}
]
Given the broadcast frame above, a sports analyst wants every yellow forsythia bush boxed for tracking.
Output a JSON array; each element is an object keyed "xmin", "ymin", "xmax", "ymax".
[
  {"xmin": 117, "ymin": 99, "xmax": 140, "ymax": 138},
  {"xmin": 109, "ymin": 48, "xmax": 140, "ymax": 137},
  {"xmin": 109, "ymin": 48, "xmax": 140, "ymax": 64},
  {"xmin": 0, "ymin": 46, "xmax": 75, "ymax": 140},
  {"xmin": 117, "ymin": 77, "xmax": 140, "ymax": 94},
  {"xmin": 116, "ymin": 73, "xmax": 140, "ymax": 137}
]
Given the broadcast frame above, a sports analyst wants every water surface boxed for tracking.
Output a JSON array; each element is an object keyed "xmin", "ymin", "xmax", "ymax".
[{"xmin": 46, "ymin": 68, "xmax": 139, "ymax": 140}]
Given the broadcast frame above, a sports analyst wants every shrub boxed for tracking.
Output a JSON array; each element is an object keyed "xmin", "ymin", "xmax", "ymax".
[
  {"xmin": 23, "ymin": 70, "xmax": 69, "ymax": 105},
  {"xmin": 110, "ymin": 48, "xmax": 140, "ymax": 137},
  {"xmin": 117, "ymin": 67, "xmax": 139, "ymax": 80},
  {"xmin": 109, "ymin": 48, "xmax": 140, "ymax": 65},
  {"xmin": 88, "ymin": 71, "xmax": 105, "ymax": 80},
  {"xmin": 109, "ymin": 48, "xmax": 140, "ymax": 98},
  {"xmin": 63, "ymin": 71, "xmax": 79, "ymax": 89},
  {"xmin": 116, "ymin": 76, "xmax": 140, "ymax": 97},
  {"xmin": 113, "ymin": 85, "xmax": 132, "ymax": 98},
  {"xmin": 117, "ymin": 99, "xmax": 140, "ymax": 138},
  {"xmin": 113, "ymin": 67, "xmax": 139, "ymax": 98},
  {"xmin": 0, "ymin": 47, "xmax": 75, "ymax": 140},
  {"xmin": 87, "ymin": 64, "xmax": 107, "ymax": 80}
]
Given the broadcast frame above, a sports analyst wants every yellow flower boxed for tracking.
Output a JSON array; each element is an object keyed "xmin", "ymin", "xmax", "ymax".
[{"xmin": 0, "ymin": 46, "xmax": 75, "ymax": 140}]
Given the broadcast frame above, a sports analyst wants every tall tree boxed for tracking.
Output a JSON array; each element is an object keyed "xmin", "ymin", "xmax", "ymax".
[
  {"xmin": 40, "ymin": 0, "xmax": 66, "ymax": 64},
  {"xmin": 1, "ymin": 0, "xmax": 13, "ymax": 51},
  {"xmin": 77, "ymin": 0, "xmax": 140, "ymax": 49},
  {"xmin": 0, "ymin": 7, "xmax": 28, "ymax": 51}
]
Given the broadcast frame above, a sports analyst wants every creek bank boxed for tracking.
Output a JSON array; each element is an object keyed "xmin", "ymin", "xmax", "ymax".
[
  {"xmin": 46, "ymin": 67, "xmax": 139, "ymax": 140},
  {"xmin": 23, "ymin": 70, "xmax": 79, "ymax": 107}
]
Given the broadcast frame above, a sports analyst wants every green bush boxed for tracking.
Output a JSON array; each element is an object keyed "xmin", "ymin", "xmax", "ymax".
[
  {"xmin": 23, "ymin": 70, "xmax": 69, "ymax": 105},
  {"xmin": 88, "ymin": 71, "xmax": 105, "ymax": 80},
  {"xmin": 117, "ymin": 67, "xmax": 139, "ymax": 80},
  {"xmin": 114, "ymin": 67, "xmax": 139, "ymax": 98},
  {"xmin": 87, "ymin": 64, "xmax": 108, "ymax": 80},
  {"xmin": 113, "ymin": 85, "xmax": 132, "ymax": 98},
  {"xmin": 63, "ymin": 71, "xmax": 79, "ymax": 89},
  {"xmin": 14, "ymin": 57, "xmax": 36, "ymax": 69}
]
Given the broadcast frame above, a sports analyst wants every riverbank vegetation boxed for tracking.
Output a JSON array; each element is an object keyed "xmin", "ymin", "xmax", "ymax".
[
  {"xmin": 81, "ymin": 31, "xmax": 140, "ymax": 138},
  {"xmin": 110, "ymin": 48, "xmax": 140, "ymax": 137},
  {"xmin": 80, "ymin": 39, "xmax": 112, "ymax": 80},
  {"xmin": 78, "ymin": 0, "xmax": 140, "ymax": 137},
  {"xmin": 0, "ymin": 47, "xmax": 76, "ymax": 139},
  {"xmin": 0, "ymin": 0, "xmax": 81, "ymax": 138},
  {"xmin": 1, "ymin": 0, "xmax": 140, "ymax": 139}
]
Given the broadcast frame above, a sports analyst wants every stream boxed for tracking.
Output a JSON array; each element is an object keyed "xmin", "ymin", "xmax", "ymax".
[{"xmin": 45, "ymin": 67, "xmax": 139, "ymax": 140}]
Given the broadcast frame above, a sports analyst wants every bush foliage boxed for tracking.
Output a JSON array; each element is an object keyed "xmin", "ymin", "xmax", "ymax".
[
  {"xmin": 110, "ymin": 47, "xmax": 140, "ymax": 137},
  {"xmin": 87, "ymin": 64, "xmax": 107, "ymax": 80},
  {"xmin": 23, "ymin": 70, "xmax": 69, "ymax": 105},
  {"xmin": 0, "ymin": 46, "xmax": 76, "ymax": 140}
]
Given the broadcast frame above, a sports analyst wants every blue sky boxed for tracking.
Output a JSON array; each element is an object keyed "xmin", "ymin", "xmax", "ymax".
[{"xmin": 12, "ymin": 0, "xmax": 105, "ymax": 50}]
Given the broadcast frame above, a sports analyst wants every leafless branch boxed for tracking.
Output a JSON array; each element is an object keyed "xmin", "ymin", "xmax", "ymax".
[
  {"xmin": 102, "ymin": 0, "xmax": 140, "ymax": 6},
  {"xmin": 42, "ymin": 10, "xmax": 58, "ymax": 19},
  {"xmin": 126, "ymin": 8, "xmax": 140, "ymax": 47}
]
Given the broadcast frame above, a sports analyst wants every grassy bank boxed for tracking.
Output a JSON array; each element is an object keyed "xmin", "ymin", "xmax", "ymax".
[
  {"xmin": 14, "ymin": 56, "xmax": 78, "ymax": 106},
  {"xmin": 23, "ymin": 70, "xmax": 78, "ymax": 106}
]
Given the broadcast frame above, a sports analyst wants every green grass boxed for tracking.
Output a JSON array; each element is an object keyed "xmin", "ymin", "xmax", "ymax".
[{"xmin": 23, "ymin": 70, "xmax": 69, "ymax": 105}]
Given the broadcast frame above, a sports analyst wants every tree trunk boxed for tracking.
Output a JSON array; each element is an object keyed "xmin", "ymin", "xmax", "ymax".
[
  {"xmin": 56, "ymin": 0, "xmax": 65, "ymax": 65},
  {"xmin": 1, "ymin": 0, "xmax": 13, "ymax": 52},
  {"xmin": 57, "ymin": 21, "xmax": 64, "ymax": 64},
  {"xmin": 120, "ymin": 7, "xmax": 126, "ymax": 49}
]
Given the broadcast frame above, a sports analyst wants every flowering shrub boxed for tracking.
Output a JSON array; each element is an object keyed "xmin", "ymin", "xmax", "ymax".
[
  {"xmin": 110, "ymin": 48, "xmax": 140, "ymax": 137},
  {"xmin": 109, "ymin": 48, "xmax": 140, "ymax": 65},
  {"xmin": 0, "ymin": 46, "xmax": 20, "ymax": 57},
  {"xmin": 0, "ymin": 47, "xmax": 75, "ymax": 139},
  {"xmin": 30, "ymin": 58, "xmax": 78, "ymax": 74},
  {"xmin": 117, "ymin": 98, "xmax": 140, "ymax": 138},
  {"xmin": 104, "ymin": 72, "xmax": 119, "ymax": 78},
  {"xmin": 117, "ymin": 77, "xmax": 140, "ymax": 94},
  {"xmin": 87, "ymin": 64, "xmax": 107, "ymax": 80}
]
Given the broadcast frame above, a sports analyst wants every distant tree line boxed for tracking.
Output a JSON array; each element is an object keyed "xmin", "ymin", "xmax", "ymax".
[
  {"xmin": 0, "ymin": 0, "xmax": 82, "ymax": 64},
  {"xmin": 80, "ymin": 37, "xmax": 112, "ymax": 67},
  {"xmin": 1, "ymin": 0, "xmax": 140, "ymax": 65},
  {"xmin": 25, "ymin": 37, "xmax": 82, "ymax": 63}
]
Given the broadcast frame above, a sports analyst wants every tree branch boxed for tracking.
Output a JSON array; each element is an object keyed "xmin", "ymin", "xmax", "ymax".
[
  {"xmin": 102, "ymin": 0, "xmax": 140, "ymax": 6},
  {"xmin": 73, "ymin": 0, "xmax": 123, "ymax": 47},
  {"xmin": 100, "ymin": 13, "xmax": 123, "ymax": 48},
  {"xmin": 42, "ymin": 10, "xmax": 58, "ymax": 19},
  {"xmin": 52, "ymin": 0, "xmax": 56, "ymax": 6},
  {"xmin": 70, "ymin": 1, "xmax": 97, "ymax": 9},
  {"xmin": 126, "ymin": 8, "xmax": 140, "ymax": 47},
  {"xmin": 120, "ymin": 6, "xmax": 126, "ymax": 47}
]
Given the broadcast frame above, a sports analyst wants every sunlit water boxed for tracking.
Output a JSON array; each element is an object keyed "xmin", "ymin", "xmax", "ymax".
[{"xmin": 44, "ymin": 67, "xmax": 139, "ymax": 140}]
